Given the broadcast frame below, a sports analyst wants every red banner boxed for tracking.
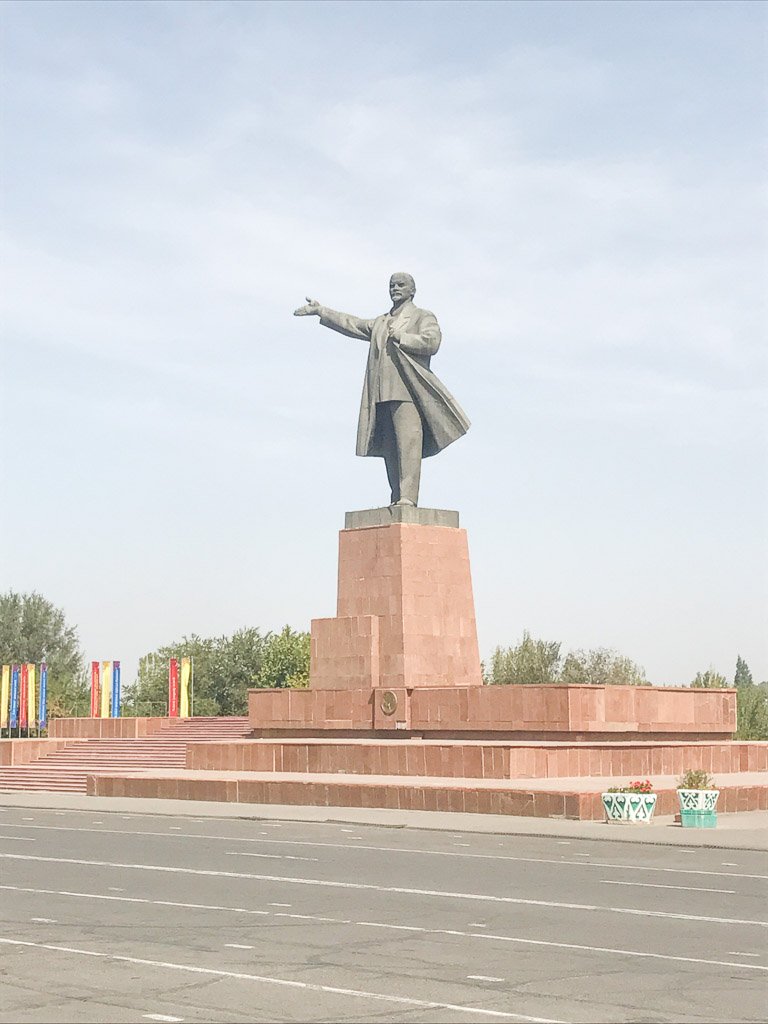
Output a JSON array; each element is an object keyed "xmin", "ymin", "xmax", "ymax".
[
  {"xmin": 19, "ymin": 662, "xmax": 29, "ymax": 729},
  {"xmin": 168, "ymin": 658, "xmax": 179, "ymax": 718},
  {"xmin": 90, "ymin": 661, "xmax": 100, "ymax": 718}
]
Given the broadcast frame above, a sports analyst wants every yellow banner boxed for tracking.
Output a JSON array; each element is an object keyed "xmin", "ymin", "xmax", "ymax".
[
  {"xmin": 27, "ymin": 663, "xmax": 36, "ymax": 730},
  {"xmin": 0, "ymin": 665, "xmax": 9, "ymax": 729},
  {"xmin": 180, "ymin": 657, "xmax": 191, "ymax": 718},
  {"xmin": 101, "ymin": 661, "xmax": 112, "ymax": 718}
]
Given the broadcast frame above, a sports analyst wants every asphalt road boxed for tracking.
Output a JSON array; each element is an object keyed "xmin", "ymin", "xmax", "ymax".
[{"xmin": 0, "ymin": 806, "xmax": 765, "ymax": 1023}]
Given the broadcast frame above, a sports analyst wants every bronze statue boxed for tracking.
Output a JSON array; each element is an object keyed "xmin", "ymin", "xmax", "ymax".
[{"xmin": 294, "ymin": 273, "xmax": 469, "ymax": 507}]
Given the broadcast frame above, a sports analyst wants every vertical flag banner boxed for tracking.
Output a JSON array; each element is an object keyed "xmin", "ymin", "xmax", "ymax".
[
  {"xmin": 27, "ymin": 663, "xmax": 36, "ymax": 731},
  {"xmin": 111, "ymin": 661, "xmax": 121, "ymax": 718},
  {"xmin": 90, "ymin": 661, "xmax": 101, "ymax": 718},
  {"xmin": 39, "ymin": 662, "xmax": 48, "ymax": 730},
  {"xmin": 1, "ymin": 665, "xmax": 9, "ymax": 730},
  {"xmin": 180, "ymin": 657, "xmax": 191, "ymax": 718},
  {"xmin": 19, "ymin": 662, "xmax": 29, "ymax": 730},
  {"xmin": 101, "ymin": 661, "xmax": 112, "ymax": 719},
  {"xmin": 10, "ymin": 665, "xmax": 20, "ymax": 729},
  {"xmin": 168, "ymin": 658, "xmax": 179, "ymax": 718}
]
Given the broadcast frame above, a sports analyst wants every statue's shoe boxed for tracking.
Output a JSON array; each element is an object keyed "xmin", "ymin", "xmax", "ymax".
[{"xmin": 391, "ymin": 498, "xmax": 416, "ymax": 507}]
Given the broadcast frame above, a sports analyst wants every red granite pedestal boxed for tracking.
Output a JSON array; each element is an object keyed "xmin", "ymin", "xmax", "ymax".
[
  {"xmin": 310, "ymin": 517, "xmax": 482, "ymax": 690},
  {"xmin": 52, "ymin": 510, "xmax": 768, "ymax": 819}
]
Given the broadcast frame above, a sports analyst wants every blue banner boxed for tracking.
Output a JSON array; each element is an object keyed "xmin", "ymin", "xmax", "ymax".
[
  {"xmin": 111, "ymin": 660, "xmax": 121, "ymax": 718},
  {"xmin": 10, "ymin": 664, "xmax": 19, "ymax": 729},
  {"xmin": 39, "ymin": 662, "xmax": 48, "ymax": 730}
]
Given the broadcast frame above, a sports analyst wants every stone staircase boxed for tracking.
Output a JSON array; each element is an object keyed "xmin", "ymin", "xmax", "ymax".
[{"xmin": 0, "ymin": 717, "xmax": 251, "ymax": 793}]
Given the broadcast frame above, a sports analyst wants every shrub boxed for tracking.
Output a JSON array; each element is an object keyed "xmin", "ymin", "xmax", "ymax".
[{"xmin": 678, "ymin": 769, "xmax": 715, "ymax": 790}]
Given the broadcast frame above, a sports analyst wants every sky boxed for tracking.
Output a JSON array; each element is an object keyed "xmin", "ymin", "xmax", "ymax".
[{"xmin": 1, "ymin": 0, "xmax": 766, "ymax": 687}]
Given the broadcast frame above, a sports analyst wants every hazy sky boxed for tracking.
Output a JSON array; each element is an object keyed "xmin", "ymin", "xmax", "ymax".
[{"xmin": 2, "ymin": 0, "xmax": 766, "ymax": 687}]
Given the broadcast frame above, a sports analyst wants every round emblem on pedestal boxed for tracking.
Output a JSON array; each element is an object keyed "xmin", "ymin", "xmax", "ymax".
[{"xmin": 380, "ymin": 690, "xmax": 398, "ymax": 716}]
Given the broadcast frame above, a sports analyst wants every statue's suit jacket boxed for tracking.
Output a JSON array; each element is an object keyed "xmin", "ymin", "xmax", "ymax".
[{"xmin": 318, "ymin": 300, "xmax": 470, "ymax": 459}]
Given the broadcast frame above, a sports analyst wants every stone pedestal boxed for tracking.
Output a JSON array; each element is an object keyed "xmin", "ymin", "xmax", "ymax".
[{"xmin": 310, "ymin": 508, "xmax": 482, "ymax": 691}]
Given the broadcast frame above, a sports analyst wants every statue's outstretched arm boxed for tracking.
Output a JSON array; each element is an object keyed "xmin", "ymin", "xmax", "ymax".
[{"xmin": 294, "ymin": 298, "xmax": 373, "ymax": 341}]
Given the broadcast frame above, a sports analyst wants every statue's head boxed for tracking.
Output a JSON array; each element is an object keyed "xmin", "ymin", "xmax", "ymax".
[{"xmin": 389, "ymin": 272, "xmax": 416, "ymax": 306}]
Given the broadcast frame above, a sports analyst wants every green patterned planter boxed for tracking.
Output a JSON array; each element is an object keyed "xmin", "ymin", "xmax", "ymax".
[
  {"xmin": 678, "ymin": 789, "xmax": 719, "ymax": 828},
  {"xmin": 601, "ymin": 792, "xmax": 657, "ymax": 823}
]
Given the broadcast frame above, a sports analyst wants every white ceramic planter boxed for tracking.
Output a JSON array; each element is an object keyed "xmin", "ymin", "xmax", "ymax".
[
  {"xmin": 678, "ymin": 788, "xmax": 720, "ymax": 828},
  {"xmin": 601, "ymin": 792, "xmax": 657, "ymax": 823},
  {"xmin": 677, "ymin": 789, "xmax": 720, "ymax": 812}
]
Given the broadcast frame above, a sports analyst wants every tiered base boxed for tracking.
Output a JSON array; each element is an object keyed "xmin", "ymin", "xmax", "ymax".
[
  {"xmin": 86, "ymin": 768, "xmax": 768, "ymax": 820},
  {"xmin": 83, "ymin": 734, "xmax": 768, "ymax": 820}
]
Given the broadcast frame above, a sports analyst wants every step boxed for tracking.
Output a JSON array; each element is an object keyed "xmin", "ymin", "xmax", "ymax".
[
  {"xmin": 184, "ymin": 738, "xmax": 768, "ymax": 779},
  {"xmin": 85, "ymin": 769, "xmax": 768, "ymax": 820}
]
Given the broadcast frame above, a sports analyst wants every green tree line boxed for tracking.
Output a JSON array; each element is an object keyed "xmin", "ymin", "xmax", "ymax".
[{"xmin": 125, "ymin": 625, "xmax": 310, "ymax": 717}]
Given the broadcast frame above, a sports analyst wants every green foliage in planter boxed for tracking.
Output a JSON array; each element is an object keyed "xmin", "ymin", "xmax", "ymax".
[{"xmin": 678, "ymin": 768, "xmax": 715, "ymax": 790}]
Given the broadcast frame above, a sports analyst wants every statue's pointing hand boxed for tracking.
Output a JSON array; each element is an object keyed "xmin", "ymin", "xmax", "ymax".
[{"xmin": 294, "ymin": 297, "xmax": 322, "ymax": 317}]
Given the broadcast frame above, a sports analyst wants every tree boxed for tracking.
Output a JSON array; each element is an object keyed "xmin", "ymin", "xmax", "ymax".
[
  {"xmin": 126, "ymin": 628, "xmax": 267, "ymax": 717},
  {"xmin": 256, "ymin": 627, "xmax": 311, "ymax": 689},
  {"xmin": 690, "ymin": 669, "xmax": 728, "ymax": 688},
  {"xmin": 560, "ymin": 647, "xmax": 648, "ymax": 686},
  {"xmin": 735, "ymin": 683, "xmax": 768, "ymax": 740},
  {"xmin": 734, "ymin": 655, "xmax": 754, "ymax": 688},
  {"xmin": 0, "ymin": 591, "xmax": 87, "ymax": 718},
  {"xmin": 125, "ymin": 624, "xmax": 311, "ymax": 717},
  {"xmin": 488, "ymin": 631, "xmax": 561, "ymax": 685}
]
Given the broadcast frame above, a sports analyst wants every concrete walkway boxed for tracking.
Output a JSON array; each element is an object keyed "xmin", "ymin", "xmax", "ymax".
[{"xmin": 1, "ymin": 789, "xmax": 766, "ymax": 850}]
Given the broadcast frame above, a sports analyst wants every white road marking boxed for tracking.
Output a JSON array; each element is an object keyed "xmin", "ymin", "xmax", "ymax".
[
  {"xmin": 454, "ymin": 843, "xmax": 471, "ymax": 847},
  {"xmin": 2, "ymin": 853, "xmax": 763, "ymax": 928},
  {"xmin": 358, "ymin": 921, "xmax": 424, "ymax": 932},
  {"xmin": 468, "ymin": 975, "xmax": 504, "ymax": 983},
  {"xmin": 169, "ymin": 827, "xmax": 182, "ymax": 831},
  {"xmin": 728, "ymin": 952, "xmax": 760, "ymax": 957},
  {"xmin": 226, "ymin": 852, "xmax": 318, "ymax": 862},
  {"xmin": 5, "ymin": 824, "xmax": 765, "ymax": 879},
  {"xmin": 143, "ymin": 1016, "xmax": 183, "ymax": 1023},
  {"xmin": 0, "ymin": 937, "xmax": 560, "ymax": 1022},
  {"xmin": 108, "ymin": 887, "xmax": 124, "ymax": 892},
  {"xmin": 0, "ymin": 836, "xmax": 35, "ymax": 842},
  {"xmin": 2, "ymin": 884, "xmax": 766, "ymax": 974},
  {"xmin": 274, "ymin": 912, "xmax": 342, "ymax": 923},
  {"xmin": 722, "ymin": 862, "xmax": 738, "ymax": 867},
  {"xmin": 22, "ymin": 817, "xmax": 34, "ymax": 821},
  {"xmin": 0, "ymin": 884, "xmax": 273, "ymax": 917},
  {"xmin": 355, "ymin": 922, "xmax": 768, "ymax": 973},
  {"xmin": 556, "ymin": 842, "xmax": 571, "ymax": 845},
  {"xmin": 31, "ymin": 917, "xmax": 56, "ymax": 923},
  {"xmin": 469, "ymin": 923, "xmax": 488, "ymax": 929},
  {"xmin": 225, "ymin": 943, "xmax": 254, "ymax": 949},
  {"xmin": 601, "ymin": 880, "xmax": 736, "ymax": 894},
  {"xmin": 268, "ymin": 902, "xmax": 291, "ymax": 907},
  {"xmin": 92, "ymin": 821, "xmax": 103, "ymax": 825}
]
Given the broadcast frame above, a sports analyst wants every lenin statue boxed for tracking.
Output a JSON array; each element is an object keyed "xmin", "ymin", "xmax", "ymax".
[{"xmin": 294, "ymin": 273, "xmax": 470, "ymax": 507}]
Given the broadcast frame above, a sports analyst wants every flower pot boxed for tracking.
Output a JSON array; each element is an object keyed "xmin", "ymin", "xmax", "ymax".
[
  {"xmin": 678, "ymin": 789, "xmax": 719, "ymax": 828},
  {"xmin": 601, "ymin": 792, "xmax": 657, "ymax": 823}
]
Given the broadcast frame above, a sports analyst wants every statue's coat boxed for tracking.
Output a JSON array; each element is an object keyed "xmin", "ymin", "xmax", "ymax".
[{"xmin": 318, "ymin": 300, "xmax": 470, "ymax": 459}]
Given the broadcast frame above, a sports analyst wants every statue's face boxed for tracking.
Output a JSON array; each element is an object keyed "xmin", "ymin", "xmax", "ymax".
[{"xmin": 389, "ymin": 274, "xmax": 415, "ymax": 306}]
